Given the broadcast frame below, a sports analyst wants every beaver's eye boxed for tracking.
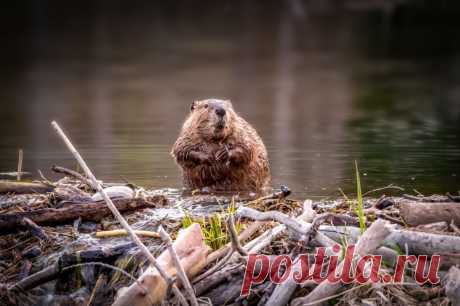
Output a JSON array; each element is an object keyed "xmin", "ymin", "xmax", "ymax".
[{"xmin": 204, "ymin": 104, "xmax": 209, "ymax": 109}]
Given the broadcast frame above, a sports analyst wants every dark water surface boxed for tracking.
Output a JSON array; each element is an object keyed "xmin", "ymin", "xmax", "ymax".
[{"xmin": 1, "ymin": 1, "xmax": 459, "ymax": 197}]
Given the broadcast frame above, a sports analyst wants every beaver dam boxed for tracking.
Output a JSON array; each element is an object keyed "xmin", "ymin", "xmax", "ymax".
[
  {"xmin": 0, "ymin": 122, "xmax": 459, "ymax": 306},
  {"xmin": 1, "ymin": 173, "xmax": 460, "ymax": 305}
]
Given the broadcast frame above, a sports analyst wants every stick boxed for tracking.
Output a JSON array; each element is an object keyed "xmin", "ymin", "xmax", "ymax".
[
  {"xmin": 227, "ymin": 214, "xmax": 247, "ymax": 256},
  {"xmin": 0, "ymin": 181, "xmax": 54, "ymax": 194},
  {"xmin": 96, "ymin": 229, "xmax": 160, "ymax": 238},
  {"xmin": 51, "ymin": 121, "xmax": 186, "ymax": 305},
  {"xmin": 239, "ymin": 205, "xmax": 334, "ymax": 253},
  {"xmin": 52, "ymin": 164, "xmax": 96, "ymax": 189},
  {"xmin": 237, "ymin": 207, "xmax": 308, "ymax": 235},
  {"xmin": 17, "ymin": 149, "xmax": 23, "ymax": 181},
  {"xmin": 159, "ymin": 226, "xmax": 199, "ymax": 306}
]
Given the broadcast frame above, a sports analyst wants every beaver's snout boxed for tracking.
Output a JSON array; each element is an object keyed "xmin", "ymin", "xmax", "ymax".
[{"xmin": 215, "ymin": 106, "xmax": 226, "ymax": 117}]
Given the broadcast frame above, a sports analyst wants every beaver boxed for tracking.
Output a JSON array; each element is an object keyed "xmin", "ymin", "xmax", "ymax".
[{"xmin": 171, "ymin": 99, "xmax": 271, "ymax": 192}]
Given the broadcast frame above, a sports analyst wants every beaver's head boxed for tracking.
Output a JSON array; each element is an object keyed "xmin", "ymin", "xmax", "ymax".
[{"xmin": 184, "ymin": 99, "xmax": 235, "ymax": 141}]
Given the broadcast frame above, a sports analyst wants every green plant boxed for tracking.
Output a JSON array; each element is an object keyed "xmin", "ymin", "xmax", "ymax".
[
  {"xmin": 180, "ymin": 199, "xmax": 241, "ymax": 251},
  {"xmin": 202, "ymin": 214, "xmax": 227, "ymax": 250},
  {"xmin": 181, "ymin": 210, "xmax": 194, "ymax": 229},
  {"xmin": 355, "ymin": 161, "xmax": 366, "ymax": 233}
]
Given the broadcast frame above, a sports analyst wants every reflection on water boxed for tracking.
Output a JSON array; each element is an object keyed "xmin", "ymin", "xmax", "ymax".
[{"xmin": 0, "ymin": 1, "xmax": 459, "ymax": 197}]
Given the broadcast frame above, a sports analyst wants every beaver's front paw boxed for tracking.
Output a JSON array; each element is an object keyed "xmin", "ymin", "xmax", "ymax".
[
  {"xmin": 215, "ymin": 147, "xmax": 229, "ymax": 163},
  {"xmin": 186, "ymin": 151, "xmax": 212, "ymax": 166}
]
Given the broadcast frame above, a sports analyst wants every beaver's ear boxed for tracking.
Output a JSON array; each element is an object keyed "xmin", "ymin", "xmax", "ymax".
[{"xmin": 190, "ymin": 101, "xmax": 197, "ymax": 111}]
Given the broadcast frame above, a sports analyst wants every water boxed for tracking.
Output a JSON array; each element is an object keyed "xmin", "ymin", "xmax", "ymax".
[{"xmin": 1, "ymin": 1, "xmax": 459, "ymax": 198}]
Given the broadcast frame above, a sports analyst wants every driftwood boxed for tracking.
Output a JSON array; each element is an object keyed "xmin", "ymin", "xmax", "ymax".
[
  {"xmin": 0, "ymin": 181, "xmax": 54, "ymax": 194},
  {"xmin": 291, "ymin": 219, "xmax": 392, "ymax": 306},
  {"xmin": 113, "ymin": 223, "xmax": 210, "ymax": 306},
  {"xmin": 0, "ymin": 197, "xmax": 166, "ymax": 234},
  {"xmin": 238, "ymin": 203, "xmax": 335, "ymax": 253},
  {"xmin": 400, "ymin": 201, "xmax": 460, "ymax": 226}
]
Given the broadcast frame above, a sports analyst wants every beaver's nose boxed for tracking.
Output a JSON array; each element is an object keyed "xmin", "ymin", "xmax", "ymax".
[{"xmin": 215, "ymin": 107, "xmax": 226, "ymax": 117}]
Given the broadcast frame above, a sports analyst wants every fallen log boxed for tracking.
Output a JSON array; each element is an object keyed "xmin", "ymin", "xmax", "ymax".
[
  {"xmin": 112, "ymin": 223, "xmax": 210, "ymax": 306},
  {"xmin": 0, "ymin": 196, "xmax": 167, "ymax": 234},
  {"xmin": 0, "ymin": 180, "xmax": 54, "ymax": 194},
  {"xmin": 400, "ymin": 201, "xmax": 460, "ymax": 226}
]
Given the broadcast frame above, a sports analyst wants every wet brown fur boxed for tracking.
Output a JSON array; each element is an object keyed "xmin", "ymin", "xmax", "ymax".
[{"xmin": 171, "ymin": 99, "xmax": 271, "ymax": 192}]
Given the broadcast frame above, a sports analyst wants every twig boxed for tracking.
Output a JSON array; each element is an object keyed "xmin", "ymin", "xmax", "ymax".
[
  {"xmin": 236, "ymin": 207, "xmax": 308, "ymax": 235},
  {"xmin": 51, "ymin": 165, "xmax": 96, "ymax": 189},
  {"xmin": 159, "ymin": 226, "xmax": 199, "ymax": 306},
  {"xmin": 17, "ymin": 149, "xmax": 23, "ymax": 181},
  {"xmin": 37, "ymin": 169, "xmax": 54, "ymax": 186},
  {"xmin": 51, "ymin": 121, "xmax": 186, "ymax": 305},
  {"xmin": 227, "ymin": 214, "xmax": 247, "ymax": 256},
  {"xmin": 362, "ymin": 183, "xmax": 404, "ymax": 196},
  {"xmin": 237, "ymin": 206, "xmax": 335, "ymax": 248},
  {"xmin": 86, "ymin": 274, "xmax": 105, "ymax": 306}
]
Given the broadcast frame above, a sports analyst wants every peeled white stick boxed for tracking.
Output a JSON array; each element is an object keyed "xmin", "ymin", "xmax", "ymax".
[{"xmin": 51, "ymin": 121, "xmax": 187, "ymax": 306}]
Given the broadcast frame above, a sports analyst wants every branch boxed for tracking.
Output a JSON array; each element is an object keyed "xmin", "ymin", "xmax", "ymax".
[{"xmin": 51, "ymin": 121, "xmax": 186, "ymax": 305}]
